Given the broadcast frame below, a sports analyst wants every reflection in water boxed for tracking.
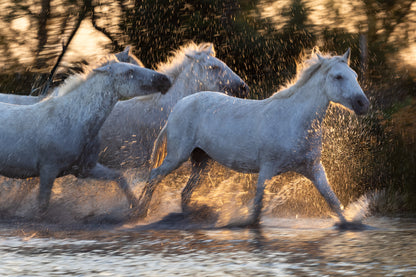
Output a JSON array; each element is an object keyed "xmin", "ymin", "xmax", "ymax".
[{"xmin": 0, "ymin": 217, "xmax": 415, "ymax": 276}]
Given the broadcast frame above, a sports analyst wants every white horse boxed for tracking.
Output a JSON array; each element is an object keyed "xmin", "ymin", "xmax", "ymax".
[
  {"xmin": 0, "ymin": 59, "xmax": 171, "ymax": 214},
  {"xmin": 0, "ymin": 46, "xmax": 143, "ymax": 105},
  {"xmin": 99, "ymin": 42, "xmax": 249, "ymax": 169},
  {"xmin": 136, "ymin": 49, "xmax": 370, "ymax": 227}
]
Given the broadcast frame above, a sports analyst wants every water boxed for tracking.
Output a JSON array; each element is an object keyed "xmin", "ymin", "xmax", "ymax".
[
  {"xmin": 0, "ymin": 170, "xmax": 415, "ymax": 276},
  {"xmin": 0, "ymin": 217, "xmax": 415, "ymax": 276}
]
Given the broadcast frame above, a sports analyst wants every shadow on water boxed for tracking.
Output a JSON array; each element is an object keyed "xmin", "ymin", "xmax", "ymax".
[{"xmin": 131, "ymin": 206, "xmax": 219, "ymax": 231}]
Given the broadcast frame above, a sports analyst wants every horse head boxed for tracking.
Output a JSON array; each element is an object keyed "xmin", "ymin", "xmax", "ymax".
[
  {"xmin": 185, "ymin": 43, "xmax": 249, "ymax": 98},
  {"xmin": 319, "ymin": 49, "xmax": 370, "ymax": 115},
  {"xmin": 93, "ymin": 62, "xmax": 171, "ymax": 98}
]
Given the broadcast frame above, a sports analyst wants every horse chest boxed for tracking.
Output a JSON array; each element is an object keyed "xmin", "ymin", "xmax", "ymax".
[{"xmin": 261, "ymin": 125, "xmax": 322, "ymax": 170}]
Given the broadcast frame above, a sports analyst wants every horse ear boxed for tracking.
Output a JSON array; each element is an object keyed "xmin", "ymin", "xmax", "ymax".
[
  {"xmin": 199, "ymin": 43, "xmax": 215, "ymax": 56},
  {"xmin": 93, "ymin": 64, "xmax": 112, "ymax": 74},
  {"xmin": 185, "ymin": 50, "xmax": 204, "ymax": 61},
  {"xmin": 116, "ymin": 47, "xmax": 129, "ymax": 61},
  {"xmin": 316, "ymin": 53, "xmax": 325, "ymax": 62},
  {"xmin": 343, "ymin": 48, "xmax": 351, "ymax": 64}
]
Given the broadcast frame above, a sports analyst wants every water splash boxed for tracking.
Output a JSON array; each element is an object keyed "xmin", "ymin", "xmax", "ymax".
[
  {"xmin": 343, "ymin": 194, "xmax": 371, "ymax": 222},
  {"xmin": 0, "ymin": 160, "xmax": 384, "ymax": 229}
]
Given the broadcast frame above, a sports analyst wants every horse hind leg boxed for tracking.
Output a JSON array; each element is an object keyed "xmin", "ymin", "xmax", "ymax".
[
  {"xmin": 181, "ymin": 148, "xmax": 211, "ymax": 214},
  {"xmin": 87, "ymin": 163, "xmax": 140, "ymax": 209},
  {"xmin": 134, "ymin": 151, "xmax": 189, "ymax": 219}
]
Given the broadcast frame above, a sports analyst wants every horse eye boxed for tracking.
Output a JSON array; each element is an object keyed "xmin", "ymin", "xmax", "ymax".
[
  {"xmin": 127, "ymin": 69, "xmax": 134, "ymax": 78},
  {"xmin": 335, "ymin": 75, "xmax": 343, "ymax": 80},
  {"xmin": 209, "ymin": 65, "xmax": 220, "ymax": 71}
]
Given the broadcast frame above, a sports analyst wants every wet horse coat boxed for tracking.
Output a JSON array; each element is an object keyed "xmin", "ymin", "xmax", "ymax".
[
  {"xmin": 137, "ymin": 49, "xmax": 370, "ymax": 226},
  {"xmin": 99, "ymin": 42, "xmax": 249, "ymax": 169},
  {"xmin": 0, "ymin": 60, "xmax": 171, "ymax": 213}
]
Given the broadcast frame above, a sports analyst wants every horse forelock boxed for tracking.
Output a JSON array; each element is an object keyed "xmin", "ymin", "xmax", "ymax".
[
  {"xmin": 271, "ymin": 52, "xmax": 346, "ymax": 99},
  {"xmin": 156, "ymin": 41, "xmax": 216, "ymax": 80}
]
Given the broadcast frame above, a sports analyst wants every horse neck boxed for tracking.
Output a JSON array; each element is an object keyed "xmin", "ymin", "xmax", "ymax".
[
  {"xmin": 276, "ymin": 74, "xmax": 329, "ymax": 130},
  {"xmin": 59, "ymin": 74, "xmax": 117, "ymax": 137},
  {"xmin": 158, "ymin": 67, "xmax": 203, "ymax": 108}
]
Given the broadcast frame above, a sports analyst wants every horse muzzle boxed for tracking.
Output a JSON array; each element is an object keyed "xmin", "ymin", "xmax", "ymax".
[
  {"xmin": 153, "ymin": 74, "xmax": 172, "ymax": 94},
  {"xmin": 352, "ymin": 94, "xmax": 370, "ymax": 115}
]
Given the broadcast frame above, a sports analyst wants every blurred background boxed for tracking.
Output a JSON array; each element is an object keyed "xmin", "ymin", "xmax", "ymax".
[{"xmin": 0, "ymin": 0, "xmax": 415, "ymax": 215}]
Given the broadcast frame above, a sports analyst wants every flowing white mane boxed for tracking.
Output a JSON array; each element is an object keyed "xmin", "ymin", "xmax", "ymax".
[
  {"xmin": 47, "ymin": 55, "xmax": 120, "ymax": 98},
  {"xmin": 156, "ymin": 42, "xmax": 216, "ymax": 81},
  {"xmin": 271, "ymin": 51, "xmax": 347, "ymax": 99},
  {"xmin": 132, "ymin": 42, "xmax": 216, "ymax": 103}
]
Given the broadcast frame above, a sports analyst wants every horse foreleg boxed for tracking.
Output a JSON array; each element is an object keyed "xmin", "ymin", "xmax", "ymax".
[
  {"xmin": 306, "ymin": 162, "xmax": 346, "ymax": 223},
  {"xmin": 38, "ymin": 166, "xmax": 59, "ymax": 215},
  {"xmin": 181, "ymin": 150, "xmax": 210, "ymax": 213},
  {"xmin": 251, "ymin": 167, "xmax": 275, "ymax": 226},
  {"xmin": 87, "ymin": 163, "xmax": 139, "ymax": 209}
]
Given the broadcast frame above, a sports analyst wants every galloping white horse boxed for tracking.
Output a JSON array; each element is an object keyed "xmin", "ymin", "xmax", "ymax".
[
  {"xmin": 0, "ymin": 59, "xmax": 171, "ymax": 214},
  {"xmin": 0, "ymin": 46, "xmax": 143, "ymax": 105},
  {"xmin": 99, "ymin": 42, "xmax": 249, "ymax": 169},
  {"xmin": 136, "ymin": 49, "xmax": 370, "ymax": 226}
]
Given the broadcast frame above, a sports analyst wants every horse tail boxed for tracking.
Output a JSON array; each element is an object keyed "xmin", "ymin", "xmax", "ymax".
[{"xmin": 150, "ymin": 123, "xmax": 168, "ymax": 168}]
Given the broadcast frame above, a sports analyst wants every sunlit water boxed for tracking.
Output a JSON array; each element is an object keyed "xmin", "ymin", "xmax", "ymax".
[
  {"xmin": 0, "ymin": 169, "xmax": 415, "ymax": 276},
  {"xmin": 0, "ymin": 217, "xmax": 415, "ymax": 276}
]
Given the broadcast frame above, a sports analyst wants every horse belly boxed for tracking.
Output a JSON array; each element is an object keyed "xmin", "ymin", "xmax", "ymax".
[
  {"xmin": 0, "ymin": 159, "xmax": 39, "ymax": 179},
  {"xmin": 201, "ymin": 140, "xmax": 260, "ymax": 173},
  {"xmin": 0, "ymin": 162, "xmax": 39, "ymax": 179},
  {"xmin": 194, "ymin": 104, "xmax": 261, "ymax": 173},
  {"xmin": 0, "ymin": 136, "xmax": 39, "ymax": 178}
]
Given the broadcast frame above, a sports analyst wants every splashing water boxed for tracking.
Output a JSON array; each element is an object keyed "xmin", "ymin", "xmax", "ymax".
[
  {"xmin": 343, "ymin": 194, "xmax": 371, "ymax": 222},
  {"xmin": 0, "ymin": 152, "xmax": 387, "ymax": 230},
  {"xmin": 0, "ymin": 164, "xmax": 376, "ymax": 228}
]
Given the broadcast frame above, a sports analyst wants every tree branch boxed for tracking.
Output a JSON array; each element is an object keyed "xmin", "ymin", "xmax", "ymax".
[
  {"xmin": 91, "ymin": 6, "xmax": 123, "ymax": 51},
  {"xmin": 38, "ymin": 8, "xmax": 87, "ymax": 95}
]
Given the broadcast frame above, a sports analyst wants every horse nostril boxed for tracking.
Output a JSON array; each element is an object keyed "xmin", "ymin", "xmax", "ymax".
[
  {"xmin": 354, "ymin": 96, "xmax": 370, "ymax": 115},
  {"xmin": 156, "ymin": 75, "xmax": 172, "ymax": 94}
]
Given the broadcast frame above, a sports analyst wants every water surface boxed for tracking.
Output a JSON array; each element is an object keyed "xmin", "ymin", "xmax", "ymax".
[{"xmin": 0, "ymin": 217, "xmax": 415, "ymax": 276}]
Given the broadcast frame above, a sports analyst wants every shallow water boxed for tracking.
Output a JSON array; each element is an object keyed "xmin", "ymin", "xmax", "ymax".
[{"xmin": 0, "ymin": 217, "xmax": 415, "ymax": 276}]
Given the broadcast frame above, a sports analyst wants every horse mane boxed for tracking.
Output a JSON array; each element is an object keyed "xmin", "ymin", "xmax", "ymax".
[
  {"xmin": 270, "ymin": 50, "xmax": 346, "ymax": 99},
  {"xmin": 156, "ymin": 41, "xmax": 216, "ymax": 81},
  {"xmin": 50, "ymin": 55, "xmax": 119, "ymax": 98},
  {"xmin": 130, "ymin": 42, "xmax": 216, "ymax": 103}
]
